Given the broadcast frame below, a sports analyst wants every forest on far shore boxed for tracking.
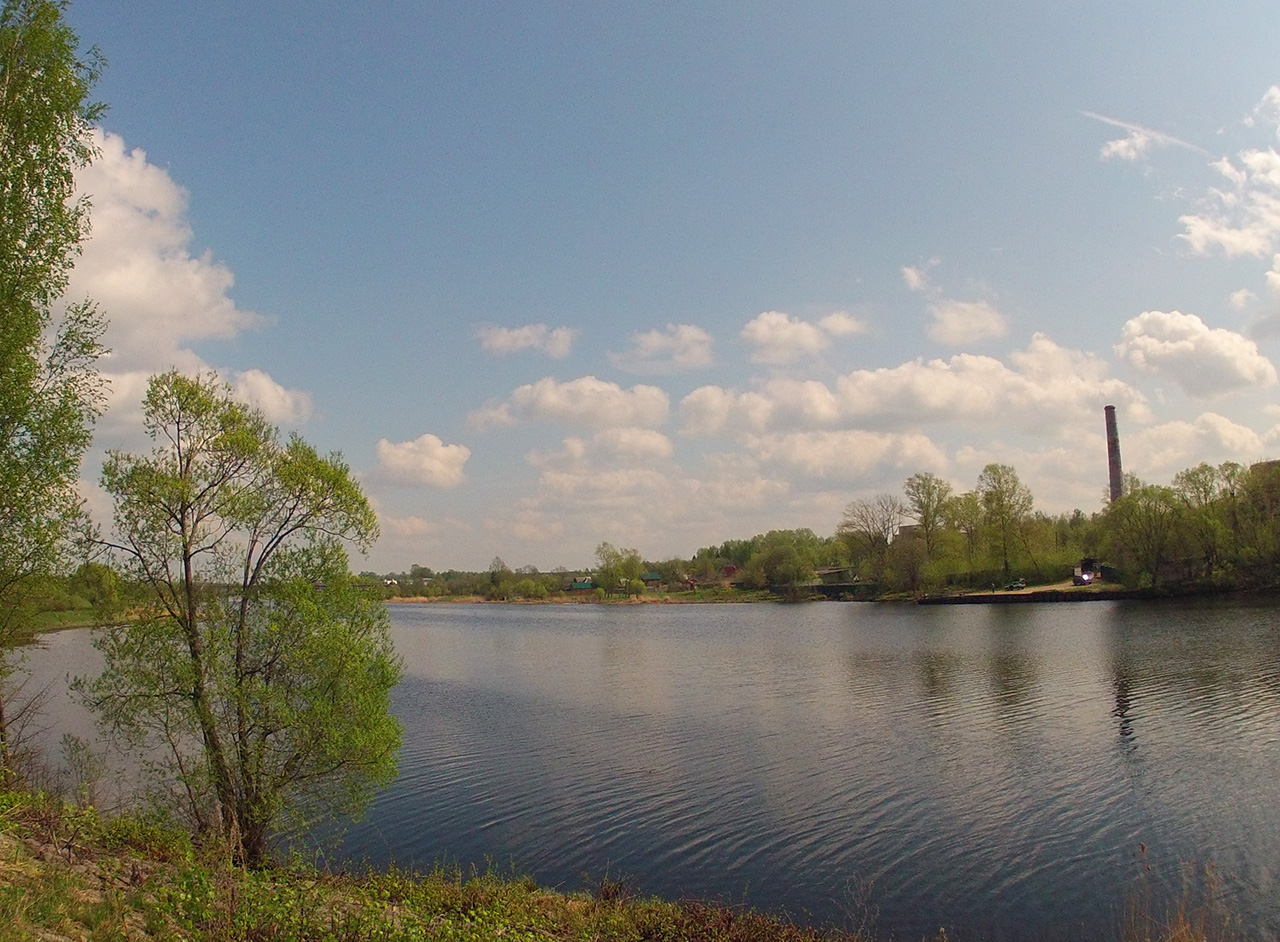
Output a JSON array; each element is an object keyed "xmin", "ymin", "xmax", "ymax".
[{"xmin": 366, "ymin": 458, "xmax": 1280, "ymax": 602}]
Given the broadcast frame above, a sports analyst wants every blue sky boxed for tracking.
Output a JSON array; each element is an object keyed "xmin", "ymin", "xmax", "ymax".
[{"xmin": 64, "ymin": 0, "xmax": 1280, "ymax": 570}]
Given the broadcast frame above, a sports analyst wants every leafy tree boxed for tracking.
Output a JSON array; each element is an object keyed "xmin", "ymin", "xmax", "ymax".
[
  {"xmin": 1104, "ymin": 478, "xmax": 1181, "ymax": 586},
  {"xmin": 85, "ymin": 372, "xmax": 402, "ymax": 867},
  {"xmin": 944, "ymin": 490, "xmax": 984, "ymax": 574},
  {"xmin": 903, "ymin": 472, "xmax": 952, "ymax": 558},
  {"xmin": 742, "ymin": 529, "xmax": 818, "ymax": 595},
  {"xmin": 594, "ymin": 542, "xmax": 643, "ymax": 594},
  {"xmin": 0, "ymin": 0, "xmax": 107, "ymax": 781},
  {"xmin": 1173, "ymin": 462, "xmax": 1229, "ymax": 577},
  {"xmin": 977, "ymin": 463, "xmax": 1033, "ymax": 577}
]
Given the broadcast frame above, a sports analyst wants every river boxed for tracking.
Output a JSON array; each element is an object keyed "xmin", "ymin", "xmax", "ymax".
[{"xmin": 19, "ymin": 597, "xmax": 1280, "ymax": 941}]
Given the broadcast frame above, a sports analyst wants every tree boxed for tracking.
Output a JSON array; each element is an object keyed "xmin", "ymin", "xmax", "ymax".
[
  {"xmin": 85, "ymin": 372, "xmax": 401, "ymax": 867},
  {"xmin": 1173, "ymin": 463, "xmax": 1228, "ymax": 577},
  {"xmin": 594, "ymin": 542, "xmax": 643, "ymax": 595},
  {"xmin": 1105, "ymin": 478, "xmax": 1181, "ymax": 586},
  {"xmin": 743, "ymin": 529, "xmax": 819, "ymax": 595},
  {"xmin": 977, "ymin": 463, "xmax": 1033, "ymax": 577},
  {"xmin": 903, "ymin": 472, "xmax": 952, "ymax": 558},
  {"xmin": 837, "ymin": 494, "xmax": 904, "ymax": 582},
  {"xmin": 0, "ymin": 0, "xmax": 107, "ymax": 781},
  {"xmin": 945, "ymin": 491, "xmax": 984, "ymax": 574}
]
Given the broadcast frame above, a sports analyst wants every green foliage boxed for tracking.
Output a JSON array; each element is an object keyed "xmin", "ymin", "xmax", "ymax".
[
  {"xmin": 594, "ymin": 542, "xmax": 643, "ymax": 594},
  {"xmin": 0, "ymin": 0, "xmax": 107, "ymax": 780},
  {"xmin": 86, "ymin": 371, "xmax": 401, "ymax": 868}
]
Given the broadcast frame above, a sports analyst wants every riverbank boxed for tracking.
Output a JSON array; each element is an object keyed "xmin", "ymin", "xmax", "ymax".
[
  {"xmin": 917, "ymin": 581, "xmax": 1243, "ymax": 605},
  {"xmin": 0, "ymin": 789, "xmax": 1241, "ymax": 942},
  {"xmin": 0, "ymin": 788, "xmax": 874, "ymax": 942}
]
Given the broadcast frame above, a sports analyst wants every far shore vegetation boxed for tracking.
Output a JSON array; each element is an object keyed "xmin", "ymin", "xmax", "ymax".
[{"xmin": 365, "ymin": 460, "xmax": 1280, "ymax": 605}]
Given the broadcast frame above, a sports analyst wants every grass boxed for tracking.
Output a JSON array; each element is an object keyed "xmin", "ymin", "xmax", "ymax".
[{"xmin": 0, "ymin": 789, "xmax": 1253, "ymax": 941}]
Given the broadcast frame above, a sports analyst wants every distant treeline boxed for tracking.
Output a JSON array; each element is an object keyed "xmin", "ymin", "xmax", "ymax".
[
  {"xmin": 370, "ymin": 459, "xmax": 1280, "ymax": 600},
  {"xmin": 26, "ymin": 458, "xmax": 1280, "ymax": 614}
]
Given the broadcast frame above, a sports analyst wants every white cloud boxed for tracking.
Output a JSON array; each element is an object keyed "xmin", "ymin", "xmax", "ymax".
[
  {"xmin": 608, "ymin": 323, "xmax": 713, "ymax": 373},
  {"xmin": 1126, "ymin": 413, "xmax": 1267, "ymax": 478},
  {"xmin": 470, "ymin": 375, "xmax": 670, "ymax": 429},
  {"xmin": 926, "ymin": 298, "xmax": 1008, "ymax": 345},
  {"xmin": 1080, "ymin": 110, "xmax": 1208, "ymax": 162},
  {"xmin": 745, "ymin": 430, "xmax": 947, "ymax": 479},
  {"xmin": 1230, "ymin": 287, "xmax": 1257, "ymax": 309},
  {"xmin": 68, "ymin": 130, "xmax": 267, "ymax": 373},
  {"xmin": 680, "ymin": 334, "xmax": 1145, "ymax": 439},
  {"xmin": 379, "ymin": 514, "xmax": 439, "ymax": 538},
  {"xmin": 740, "ymin": 310, "xmax": 863, "ymax": 364},
  {"xmin": 376, "ymin": 433, "xmax": 472, "ymax": 488},
  {"xmin": 1116, "ymin": 310, "xmax": 1278, "ymax": 396},
  {"xmin": 476, "ymin": 323, "xmax": 577, "ymax": 358},
  {"xmin": 741, "ymin": 311, "xmax": 829, "ymax": 364},
  {"xmin": 1179, "ymin": 149, "xmax": 1280, "ymax": 257},
  {"xmin": 902, "ymin": 265, "xmax": 929, "ymax": 292},
  {"xmin": 593, "ymin": 427, "xmax": 675, "ymax": 461},
  {"xmin": 1245, "ymin": 86, "xmax": 1280, "ymax": 139},
  {"xmin": 65, "ymin": 130, "xmax": 317, "ymax": 446},
  {"xmin": 900, "ymin": 259, "xmax": 1007, "ymax": 346},
  {"xmin": 818, "ymin": 311, "xmax": 868, "ymax": 337},
  {"xmin": 232, "ymin": 369, "xmax": 313, "ymax": 425},
  {"xmin": 1266, "ymin": 254, "xmax": 1280, "ymax": 299}
]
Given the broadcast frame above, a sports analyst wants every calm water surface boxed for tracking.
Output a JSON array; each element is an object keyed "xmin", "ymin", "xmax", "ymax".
[{"xmin": 23, "ymin": 598, "xmax": 1280, "ymax": 941}]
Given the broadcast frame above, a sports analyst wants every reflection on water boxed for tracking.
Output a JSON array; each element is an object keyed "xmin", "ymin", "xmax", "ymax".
[{"xmin": 20, "ymin": 599, "xmax": 1280, "ymax": 942}]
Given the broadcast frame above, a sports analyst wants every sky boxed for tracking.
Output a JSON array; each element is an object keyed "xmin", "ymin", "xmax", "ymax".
[{"xmin": 58, "ymin": 0, "xmax": 1280, "ymax": 572}]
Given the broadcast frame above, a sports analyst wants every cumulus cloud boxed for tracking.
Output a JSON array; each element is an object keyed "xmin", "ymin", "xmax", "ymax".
[
  {"xmin": 1179, "ymin": 150, "xmax": 1280, "ymax": 257},
  {"xmin": 376, "ymin": 433, "xmax": 472, "ymax": 487},
  {"xmin": 739, "ymin": 310, "xmax": 865, "ymax": 365},
  {"xmin": 745, "ymin": 430, "xmax": 947, "ymax": 480},
  {"xmin": 69, "ymin": 130, "xmax": 266, "ymax": 371},
  {"xmin": 1116, "ymin": 310, "xmax": 1278, "ymax": 396},
  {"xmin": 740, "ymin": 311, "xmax": 829, "ymax": 364},
  {"xmin": 593, "ymin": 427, "xmax": 675, "ymax": 461},
  {"xmin": 1230, "ymin": 287, "xmax": 1257, "ymax": 309},
  {"xmin": 470, "ymin": 375, "xmax": 670, "ymax": 429},
  {"xmin": 901, "ymin": 259, "xmax": 1007, "ymax": 345},
  {"xmin": 476, "ymin": 323, "xmax": 577, "ymax": 358},
  {"xmin": 65, "ymin": 130, "xmax": 312, "ymax": 442},
  {"xmin": 1081, "ymin": 111, "xmax": 1208, "ymax": 162},
  {"xmin": 680, "ymin": 334, "xmax": 1145, "ymax": 439},
  {"xmin": 608, "ymin": 323, "xmax": 713, "ymax": 373},
  {"xmin": 1126, "ymin": 413, "xmax": 1267, "ymax": 478},
  {"xmin": 926, "ymin": 299, "xmax": 1007, "ymax": 345},
  {"xmin": 818, "ymin": 311, "xmax": 867, "ymax": 337},
  {"xmin": 232, "ymin": 369, "xmax": 313, "ymax": 425}
]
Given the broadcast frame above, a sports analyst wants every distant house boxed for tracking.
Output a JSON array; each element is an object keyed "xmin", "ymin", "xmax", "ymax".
[
  {"xmin": 568, "ymin": 579, "xmax": 595, "ymax": 593},
  {"xmin": 641, "ymin": 571, "xmax": 663, "ymax": 589}
]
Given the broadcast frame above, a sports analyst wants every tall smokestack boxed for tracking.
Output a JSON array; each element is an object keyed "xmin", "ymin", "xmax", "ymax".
[{"xmin": 1105, "ymin": 405, "xmax": 1123, "ymax": 502}]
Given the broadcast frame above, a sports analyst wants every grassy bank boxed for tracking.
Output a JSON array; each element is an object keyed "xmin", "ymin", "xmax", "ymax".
[
  {"xmin": 0, "ymin": 788, "xmax": 875, "ymax": 942},
  {"xmin": 0, "ymin": 789, "xmax": 1249, "ymax": 942}
]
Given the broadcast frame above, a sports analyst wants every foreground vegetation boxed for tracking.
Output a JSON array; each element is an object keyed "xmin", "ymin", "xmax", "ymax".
[
  {"xmin": 0, "ymin": 788, "xmax": 1246, "ymax": 942},
  {"xmin": 0, "ymin": 787, "xmax": 875, "ymax": 942}
]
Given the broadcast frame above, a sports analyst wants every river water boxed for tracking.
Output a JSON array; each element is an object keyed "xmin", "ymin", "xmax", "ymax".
[{"xmin": 20, "ymin": 598, "xmax": 1280, "ymax": 941}]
